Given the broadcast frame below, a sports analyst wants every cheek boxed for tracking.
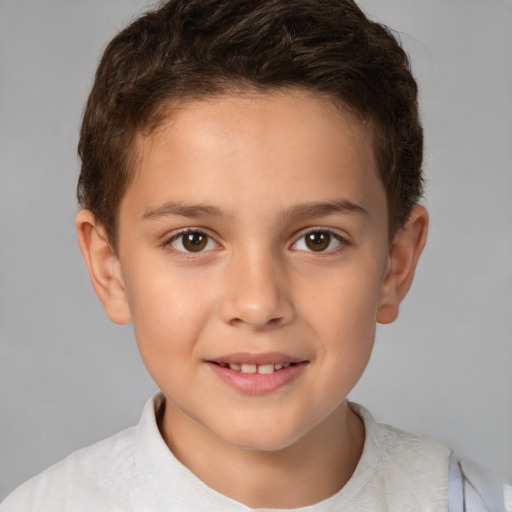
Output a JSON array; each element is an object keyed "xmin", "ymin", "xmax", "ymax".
[
  {"xmin": 128, "ymin": 280, "xmax": 213, "ymax": 394},
  {"xmin": 302, "ymin": 262, "xmax": 384, "ymax": 330},
  {"xmin": 123, "ymin": 263, "xmax": 216, "ymax": 359},
  {"xmin": 300, "ymin": 261, "xmax": 383, "ymax": 373}
]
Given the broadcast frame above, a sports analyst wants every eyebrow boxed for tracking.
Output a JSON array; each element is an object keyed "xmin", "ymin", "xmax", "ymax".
[
  {"xmin": 141, "ymin": 198, "xmax": 367, "ymax": 222},
  {"xmin": 142, "ymin": 201, "xmax": 223, "ymax": 221},
  {"xmin": 283, "ymin": 199, "xmax": 368, "ymax": 220}
]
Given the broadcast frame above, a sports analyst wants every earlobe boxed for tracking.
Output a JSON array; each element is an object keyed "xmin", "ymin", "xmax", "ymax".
[
  {"xmin": 75, "ymin": 210, "xmax": 132, "ymax": 325},
  {"xmin": 377, "ymin": 205, "xmax": 429, "ymax": 325}
]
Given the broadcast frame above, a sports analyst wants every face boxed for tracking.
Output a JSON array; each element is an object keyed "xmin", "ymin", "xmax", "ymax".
[{"xmin": 114, "ymin": 90, "xmax": 392, "ymax": 451}]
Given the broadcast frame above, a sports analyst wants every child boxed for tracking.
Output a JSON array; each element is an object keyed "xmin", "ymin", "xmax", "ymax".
[{"xmin": 0, "ymin": 0, "xmax": 491, "ymax": 510}]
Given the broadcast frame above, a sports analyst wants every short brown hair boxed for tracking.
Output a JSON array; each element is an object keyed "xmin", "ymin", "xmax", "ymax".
[{"xmin": 78, "ymin": 0, "xmax": 423, "ymax": 247}]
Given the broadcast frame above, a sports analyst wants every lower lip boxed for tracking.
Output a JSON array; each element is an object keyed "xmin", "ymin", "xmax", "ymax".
[{"xmin": 207, "ymin": 362, "xmax": 307, "ymax": 394}]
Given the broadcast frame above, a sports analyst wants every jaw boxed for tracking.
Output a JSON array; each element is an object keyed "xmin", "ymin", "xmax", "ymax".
[{"xmin": 160, "ymin": 393, "xmax": 363, "ymax": 509}]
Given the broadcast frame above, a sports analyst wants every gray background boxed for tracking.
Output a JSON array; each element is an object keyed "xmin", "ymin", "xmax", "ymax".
[{"xmin": 1, "ymin": 0, "xmax": 511, "ymax": 507}]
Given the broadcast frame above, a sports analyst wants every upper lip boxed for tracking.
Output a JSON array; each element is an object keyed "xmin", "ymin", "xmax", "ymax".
[{"xmin": 207, "ymin": 352, "xmax": 307, "ymax": 365}]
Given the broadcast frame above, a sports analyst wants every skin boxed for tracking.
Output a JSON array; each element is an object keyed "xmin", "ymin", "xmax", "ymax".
[{"xmin": 76, "ymin": 89, "xmax": 428, "ymax": 508}]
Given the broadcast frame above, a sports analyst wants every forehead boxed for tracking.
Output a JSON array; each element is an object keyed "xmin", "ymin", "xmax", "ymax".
[{"xmin": 124, "ymin": 89, "xmax": 384, "ymax": 223}]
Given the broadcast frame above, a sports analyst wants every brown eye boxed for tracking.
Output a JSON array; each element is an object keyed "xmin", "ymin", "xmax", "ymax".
[
  {"xmin": 169, "ymin": 230, "xmax": 216, "ymax": 253},
  {"xmin": 304, "ymin": 231, "xmax": 331, "ymax": 252},
  {"xmin": 182, "ymin": 232, "xmax": 208, "ymax": 252},
  {"xmin": 292, "ymin": 229, "xmax": 345, "ymax": 253}
]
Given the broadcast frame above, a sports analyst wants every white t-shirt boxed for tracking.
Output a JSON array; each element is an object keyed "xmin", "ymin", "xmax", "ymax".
[{"xmin": 0, "ymin": 394, "xmax": 488, "ymax": 511}]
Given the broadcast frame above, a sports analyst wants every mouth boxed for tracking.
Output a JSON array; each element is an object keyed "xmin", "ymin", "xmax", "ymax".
[
  {"xmin": 205, "ymin": 353, "xmax": 308, "ymax": 393},
  {"xmin": 210, "ymin": 361, "xmax": 301, "ymax": 375}
]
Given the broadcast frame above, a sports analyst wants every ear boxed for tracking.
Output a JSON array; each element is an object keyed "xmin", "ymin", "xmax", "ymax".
[
  {"xmin": 377, "ymin": 205, "xmax": 429, "ymax": 324},
  {"xmin": 75, "ymin": 210, "xmax": 131, "ymax": 325}
]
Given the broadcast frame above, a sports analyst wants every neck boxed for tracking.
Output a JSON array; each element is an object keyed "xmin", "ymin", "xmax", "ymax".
[{"xmin": 159, "ymin": 400, "xmax": 365, "ymax": 509}]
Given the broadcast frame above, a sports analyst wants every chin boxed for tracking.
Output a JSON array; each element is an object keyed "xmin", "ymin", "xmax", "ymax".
[
  {"xmin": 212, "ymin": 419, "xmax": 306, "ymax": 453},
  {"xmin": 224, "ymin": 435, "xmax": 298, "ymax": 453}
]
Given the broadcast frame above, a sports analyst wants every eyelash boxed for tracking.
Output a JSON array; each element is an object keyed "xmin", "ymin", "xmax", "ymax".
[
  {"xmin": 163, "ymin": 228, "xmax": 349, "ymax": 257},
  {"xmin": 164, "ymin": 229, "xmax": 219, "ymax": 258},
  {"xmin": 291, "ymin": 228, "xmax": 349, "ymax": 255}
]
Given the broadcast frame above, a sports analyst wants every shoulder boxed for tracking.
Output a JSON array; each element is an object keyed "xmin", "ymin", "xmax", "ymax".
[
  {"xmin": 351, "ymin": 403, "xmax": 452, "ymax": 468},
  {"xmin": 376, "ymin": 419, "xmax": 451, "ymax": 468},
  {"xmin": 350, "ymin": 403, "xmax": 451, "ymax": 511},
  {"xmin": 0, "ymin": 426, "xmax": 137, "ymax": 512}
]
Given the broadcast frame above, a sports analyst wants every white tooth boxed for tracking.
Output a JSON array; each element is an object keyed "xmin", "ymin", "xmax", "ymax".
[
  {"xmin": 229, "ymin": 363, "xmax": 241, "ymax": 371},
  {"xmin": 257, "ymin": 364, "xmax": 275, "ymax": 375},
  {"xmin": 274, "ymin": 363, "xmax": 283, "ymax": 370},
  {"xmin": 241, "ymin": 363, "xmax": 257, "ymax": 374}
]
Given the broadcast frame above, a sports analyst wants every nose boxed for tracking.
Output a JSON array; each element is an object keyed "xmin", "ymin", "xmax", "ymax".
[{"xmin": 219, "ymin": 248, "xmax": 295, "ymax": 330}]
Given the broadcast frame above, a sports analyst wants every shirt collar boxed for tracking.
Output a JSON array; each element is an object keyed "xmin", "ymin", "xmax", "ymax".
[{"xmin": 130, "ymin": 393, "xmax": 378, "ymax": 511}]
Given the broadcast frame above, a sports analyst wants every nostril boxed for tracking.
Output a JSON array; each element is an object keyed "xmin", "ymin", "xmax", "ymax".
[
  {"xmin": 219, "ymin": 268, "xmax": 295, "ymax": 328},
  {"xmin": 227, "ymin": 315, "xmax": 286, "ymax": 330}
]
